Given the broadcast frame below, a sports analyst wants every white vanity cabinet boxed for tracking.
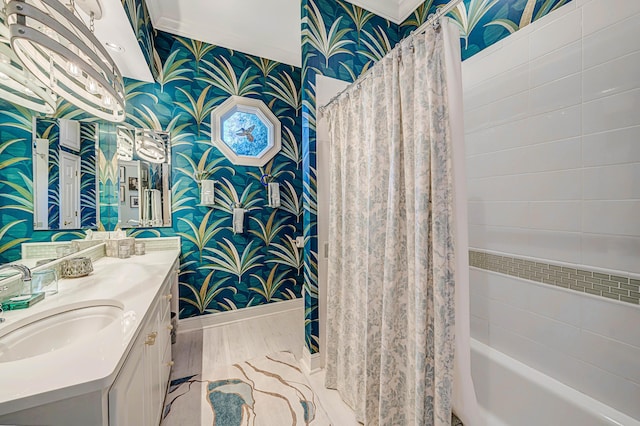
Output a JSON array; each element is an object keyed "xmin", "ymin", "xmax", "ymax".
[{"xmin": 109, "ymin": 263, "xmax": 176, "ymax": 426}]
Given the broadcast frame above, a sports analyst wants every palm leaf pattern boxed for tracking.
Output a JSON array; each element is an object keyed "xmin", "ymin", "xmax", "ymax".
[
  {"xmin": 247, "ymin": 56, "xmax": 279, "ymax": 77},
  {"xmin": 203, "ymin": 239, "xmax": 264, "ymax": 283},
  {"xmin": 486, "ymin": 0, "xmax": 570, "ymax": 33},
  {"xmin": 175, "ymin": 147, "xmax": 235, "ymax": 184},
  {"xmin": 338, "ymin": 0, "xmax": 375, "ymax": 40},
  {"xmin": 198, "ymin": 57, "xmax": 261, "ymax": 96},
  {"xmin": 400, "ymin": 1, "xmax": 435, "ymax": 29},
  {"xmin": 157, "ymin": 50, "xmax": 192, "ymax": 92},
  {"xmin": 249, "ymin": 209, "xmax": 295, "ymax": 246},
  {"xmin": 280, "ymin": 125, "xmax": 301, "ymax": 169},
  {"xmin": 180, "ymin": 273, "xmax": 237, "ymax": 314},
  {"xmin": 249, "ymin": 264, "xmax": 295, "ymax": 303},
  {"xmin": 359, "ymin": 25, "xmax": 393, "ymax": 62},
  {"xmin": 280, "ymin": 180, "xmax": 303, "ymax": 222},
  {"xmin": 175, "ymin": 37, "xmax": 217, "ymax": 72},
  {"xmin": 175, "ymin": 86, "xmax": 223, "ymax": 135},
  {"xmin": 265, "ymin": 71, "xmax": 301, "ymax": 116},
  {"xmin": 214, "ymin": 178, "xmax": 263, "ymax": 214},
  {"xmin": 447, "ymin": 0, "xmax": 501, "ymax": 49},
  {"xmin": 302, "ymin": 0, "xmax": 355, "ymax": 67},
  {"xmin": 176, "ymin": 209, "xmax": 227, "ymax": 261},
  {"xmin": 268, "ymin": 236, "xmax": 303, "ymax": 275},
  {"xmin": 0, "ymin": 220, "xmax": 29, "ymax": 253}
]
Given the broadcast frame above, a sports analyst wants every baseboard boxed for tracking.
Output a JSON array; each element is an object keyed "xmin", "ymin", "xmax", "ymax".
[
  {"xmin": 301, "ymin": 345, "xmax": 322, "ymax": 374},
  {"xmin": 178, "ymin": 298, "xmax": 303, "ymax": 334}
]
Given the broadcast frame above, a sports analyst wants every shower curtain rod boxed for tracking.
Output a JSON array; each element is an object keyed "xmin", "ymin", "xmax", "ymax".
[{"xmin": 319, "ymin": 0, "xmax": 463, "ymax": 114}]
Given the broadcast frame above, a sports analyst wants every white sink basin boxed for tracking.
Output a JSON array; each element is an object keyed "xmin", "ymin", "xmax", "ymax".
[{"xmin": 0, "ymin": 304, "xmax": 123, "ymax": 363}]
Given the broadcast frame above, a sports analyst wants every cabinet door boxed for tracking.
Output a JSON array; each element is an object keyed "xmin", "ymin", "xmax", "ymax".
[
  {"xmin": 144, "ymin": 309, "xmax": 164, "ymax": 426},
  {"xmin": 109, "ymin": 342, "xmax": 146, "ymax": 426}
]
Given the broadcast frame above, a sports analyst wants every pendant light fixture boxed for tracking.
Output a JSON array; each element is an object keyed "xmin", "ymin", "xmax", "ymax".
[
  {"xmin": 0, "ymin": 11, "xmax": 55, "ymax": 113},
  {"xmin": 6, "ymin": 0, "xmax": 126, "ymax": 122}
]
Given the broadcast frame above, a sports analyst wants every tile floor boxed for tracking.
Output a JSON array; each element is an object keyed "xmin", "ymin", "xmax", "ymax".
[{"xmin": 167, "ymin": 308, "xmax": 462, "ymax": 425}]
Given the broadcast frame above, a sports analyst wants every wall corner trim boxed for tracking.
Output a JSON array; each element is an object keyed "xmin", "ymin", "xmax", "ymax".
[{"xmin": 301, "ymin": 344, "xmax": 322, "ymax": 374}]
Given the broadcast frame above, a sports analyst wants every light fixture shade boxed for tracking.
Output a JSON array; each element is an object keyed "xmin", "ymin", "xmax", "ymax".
[
  {"xmin": 0, "ymin": 42, "xmax": 55, "ymax": 113},
  {"xmin": 6, "ymin": 0, "xmax": 125, "ymax": 122}
]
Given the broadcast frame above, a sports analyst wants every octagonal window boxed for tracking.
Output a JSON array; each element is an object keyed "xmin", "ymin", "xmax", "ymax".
[{"xmin": 211, "ymin": 96, "xmax": 281, "ymax": 167}]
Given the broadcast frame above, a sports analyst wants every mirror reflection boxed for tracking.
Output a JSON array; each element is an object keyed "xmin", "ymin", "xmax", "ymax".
[
  {"xmin": 116, "ymin": 126, "xmax": 171, "ymax": 228},
  {"xmin": 33, "ymin": 118, "xmax": 98, "ymax": 230}
]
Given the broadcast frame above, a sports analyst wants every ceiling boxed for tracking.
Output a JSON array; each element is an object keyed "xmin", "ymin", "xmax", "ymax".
[{"xmin": 144, "ymin": 0, "xmax": 425, "ymax": 68}]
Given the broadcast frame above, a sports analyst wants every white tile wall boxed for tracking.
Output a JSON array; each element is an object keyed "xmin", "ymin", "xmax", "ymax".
[
  {"xmin": 463, "ymin": 0, "xmax": 640, "ymax": 274},
  {"xmin": 466, "ymin": 0, "xmax": 640, "ymax": 419},
  {"xmin": 470, "ymin": 268, "xmax": 640, "ymax": 418}
]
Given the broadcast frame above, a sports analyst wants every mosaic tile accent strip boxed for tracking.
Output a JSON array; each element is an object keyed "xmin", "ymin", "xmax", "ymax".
[{"xmin": 469, "ymin": 251, "xmax": 640, "ymax": 306}]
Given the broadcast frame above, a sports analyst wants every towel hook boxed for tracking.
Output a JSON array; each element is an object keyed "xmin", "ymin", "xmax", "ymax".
[{"xmin": 260, "ymin": 174, "xmax": 273, "ymax": 187}]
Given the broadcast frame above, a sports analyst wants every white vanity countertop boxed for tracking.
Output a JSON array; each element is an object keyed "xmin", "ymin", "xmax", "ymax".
[{"xmin": 0, "ymin": 249, "xmax": 180, "ymax": 415}]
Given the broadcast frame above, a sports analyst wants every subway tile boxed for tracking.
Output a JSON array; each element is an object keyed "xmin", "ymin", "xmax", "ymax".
[
  {"xmin": 527, "ymin": 105, "xmax": 581, "ymax": 144},
  {"xmin": 524, "ymin": 169, "xmax": 582, "ymax": 202},
  {"xmin": 467, "ymin": 201, "xmax": 530, "ymax": 228},
  {"xmin": 582, "ymin": 201, "xmax": 640, "ymax": 237},
  {"xmin": 530, "ymin": 40, "xmax": 582, "ymax": 88},
  {"xmin": 582, "ymin": 292, "xmax": 640, "ymax": 347},
  {"xmin": 527, "ymin": 230, "xmax": 582, "ymax": 264},
  {"xmin": 582, "ymin": 88, "xmax": 640, "ymax": 134},
  {"xmin": 582, "ymin": 126, "xmax": 640, "ymax": 167},
  {"xmin": 488, "ymin": 91, "xmax": 530, "ymax": 127},
  {"xmin": 582, "ymin": 234, "xmax": 640, "ymax": 275},
  {"xmin": 583, "ymin": 51, "xmax": 640, "ymax": 102},
  {"xmin": 583, "ymin": 163, "xmax": 640, "ymax": 200},
  {"xmin": 583, "ymin": 14, "xmax": 640, "ymax": 69},
  {"xmin": 530, "ymin": 8, "xmax": 582, "ymax": 59},
  {"xmin": 464, "ymin": 118, "xmax": 530, "ymax": 156},
  {"xmin": 464, "ymin": 65, "xmax": 528, "ymax": 111},
  {"xmin": 529, "ymin": 73, "xmax": 582, "ymax": 115},
  {"xmin": 528, "ymin": 201, "xmax": 581, "ymax": 233},
  {"xmin": 582, "ymin": 0, "xmax": 640, "ymax": 36}
]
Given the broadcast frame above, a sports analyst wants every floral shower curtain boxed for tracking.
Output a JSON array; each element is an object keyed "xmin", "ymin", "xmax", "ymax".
[{"xmin": 324, "ymin": 20, "xmax": 473, "ymax": 425}]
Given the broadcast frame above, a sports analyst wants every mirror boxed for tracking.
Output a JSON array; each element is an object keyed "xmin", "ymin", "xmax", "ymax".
[
  {"xmin": 116, "ymin": 126, "xmax": 171, "ymax": 228},
  {"xmin": 32, "ymin": 118, "xmax": 98, "ymax": 230}
]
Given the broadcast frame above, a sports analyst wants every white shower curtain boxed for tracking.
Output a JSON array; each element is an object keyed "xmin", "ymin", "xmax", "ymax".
[{"xmin": 324, "ymin": 19, "xmax": 481, "ymax": 425}]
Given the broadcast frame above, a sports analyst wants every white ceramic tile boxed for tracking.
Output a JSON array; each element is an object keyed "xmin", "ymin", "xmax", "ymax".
[
  {"xmin": 524, "ymin": 169, "xmax": 582, "ymax": 201},
  {"xmin": 582, "ymin": 126, "xmax": 640, "ymax": 166},
  {"xmin": 577, "ymin": 330, "xmax": 640, "ymax": 385},
  {"xmin": 583, "ymin": 50, "xmax": 640, "ymax": 102},
  {"xmin": 583, "ymin": 14, "xmax": 640, "ymax": 69},
  {"xmin": 526, "ymin": 229, "xmax": 582, "ymax": 264},
  {"xmin": 530, "ymin": 40, "xmax": 582, "ymax": 88},
  {"xmin": 582, "ymin": 201, "xmax": 640, "ymax": 237},
  {"xmin": 470, "ymin": 293, "xmax": 490, "ymax": 320},
  {"xmin": 469, "ymin": 225, "xmax": 530, "ymax": 255},
  {"xmin": 464, "ymin": 65, "xmax": 529, "ymax": 112},
  {"xmin": 468, "ymin": 201, "xmax": 530, "ymax": 228},
  {"xmin": 582, "ymin": 0, "xmax": 640, "ymax": 36},
  {"xmin": 464, "ymin": 118, "xmax": 530, "ymax": 156},
  {"xmin": 488, "ymin": 91, "xmax": 529, "ymax": 127},
  {"xmin": 467, "ymin": 174, "xmax": 529, "ymax": 202},
  {"xmin": 486, "ymin": 273, "xmax": 530, "ymax": 310},
  {"xmin": 529, "ymin": 73, "xmax": 582, "ymax": 115},
  {"xmin": 526, "ymin": 281, "xmax": 582, "ymax": 327},
  {"xmin": 582, "ymin": 88, "xmax": 640, "ymax": 134},
  {"xmin": 528, "ymin": 201, "xmax": 582, "ymax": 232},
  {"xmin": 581, "ymin": 233, "xmax": 640, "ymax": 274},
  {"xmin": 569, "ymin": 357, "xmax": 640, "ymax": 420},
  {"xmin": 530, "ymin": 8, "xmax": 582, "ymax": 59},
  {"xmin": 469, "ymin": 268, "xmax": 490, "ymax": 297},
  {"xmin": 582, "ymin": 163, "xmax": 640, "ymax": 200},
  {"xmin": 470, "ymin": 315, "xmax": 489, "ymax": 344},
  {"xmin": 527, "ymin": 105, "xmax": 581, "ymax": 144},
  {"xmin": 581, "ymin": 296, "xmax": 640, "ymax": 348},
  {"xmin": 464, "ymin": 104, "xmax": 493, "ymax": 133}
]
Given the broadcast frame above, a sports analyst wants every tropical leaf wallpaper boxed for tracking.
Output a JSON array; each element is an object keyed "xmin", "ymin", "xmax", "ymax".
[{"xmin": 0, "ymin": 0, "xmax": 571, "ymax": 354}]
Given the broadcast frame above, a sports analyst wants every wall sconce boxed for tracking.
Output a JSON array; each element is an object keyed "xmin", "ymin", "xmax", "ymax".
[{"xmin": 200, "ymin": 180, "xmax": 216, "ymax": 206}]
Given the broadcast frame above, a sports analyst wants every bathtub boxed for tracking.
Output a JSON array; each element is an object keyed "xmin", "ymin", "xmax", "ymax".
[{"xmin": 470, "ymin": 339, "xmax": 640, "ymax": 426}]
